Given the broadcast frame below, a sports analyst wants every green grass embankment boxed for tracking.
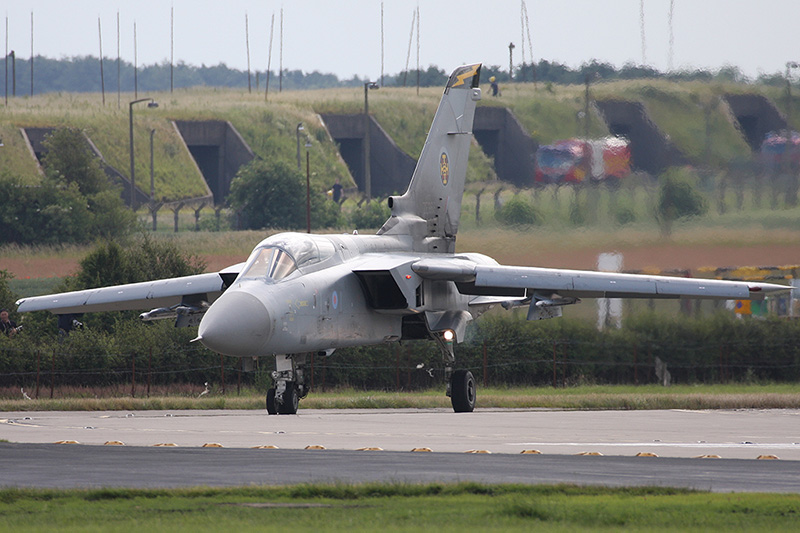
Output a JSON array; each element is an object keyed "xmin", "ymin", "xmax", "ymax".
[{"xmin": 3, "ymin": 78, "xmax": 795, "ymax": 203}]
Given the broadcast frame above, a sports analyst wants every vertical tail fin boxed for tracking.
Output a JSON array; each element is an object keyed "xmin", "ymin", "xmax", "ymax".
[{"xmin": 380, "ymin": 64, "xmax": 481, "ymax": 253}]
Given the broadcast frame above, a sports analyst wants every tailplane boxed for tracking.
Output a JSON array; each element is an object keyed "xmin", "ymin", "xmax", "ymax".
[{"xmin": 379, "ymin": 63, "xmax": 481, "ymax": 253}]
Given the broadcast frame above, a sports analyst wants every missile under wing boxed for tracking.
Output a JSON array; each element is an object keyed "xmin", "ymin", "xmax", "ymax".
[{"xmin": 16, "ymin": 63, "xmax": 789, "ymax": 414}]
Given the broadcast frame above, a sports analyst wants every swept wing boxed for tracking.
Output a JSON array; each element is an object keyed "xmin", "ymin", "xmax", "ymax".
[
  {"xmin": 15, "ymin": 263, "xmax": 243, "ymax": 315},
  {"xmin": 411, "ymin": 257, "xmax": 788, "ymax": 300}
]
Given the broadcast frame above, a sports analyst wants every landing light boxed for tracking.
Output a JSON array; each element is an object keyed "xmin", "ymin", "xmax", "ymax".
[{"xmin": 443, "ymin": 330, "xmax": 455, "ymax": 342}]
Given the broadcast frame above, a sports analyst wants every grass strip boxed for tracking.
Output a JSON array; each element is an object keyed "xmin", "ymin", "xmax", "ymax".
[
  {"xmin": 1, "ymin": 483, "xmax": 799, "ymax": 532},
  {"xmin": 1, "ymin": 384, "xmax": 799, "ymax": 412}
]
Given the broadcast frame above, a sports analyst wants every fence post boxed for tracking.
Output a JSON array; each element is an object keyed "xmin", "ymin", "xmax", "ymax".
[
  {"xmin": 50, "ymin": 349, "xmax": 55, "ymax": 399},
  {"xmin": 35, "ymin": 350, "xmax": 40, "ymax": 399},
  {"xmin": 395, "ymin": 345, "xmax": 400, "ymax": 391},
  {"xmin": 552, "ymin": 341, "xmax": 557, "ymax": 388},
  {"xmin": 130, "ymin": 352, "xmax": 136, "ymax": 398},
  {"xmin": 406, "ymin": 347, "xmax": 411, "ymax": 389},
  {"xmin": 482, "ymin": 341, "xmax": 488, "ymax": 387},
  {"xmin": 237, "ymin": 358, "xmax": 242, "ymax": 395},
  {"xmin": 310, "ymin": 352, "xmax": 315, "ymax": 390},
  {"xmin": 633, "ymin": 344, "xmax": 638, "ymax": 385},
  {"xmin": 220, "ymin": 354, "xmax": 225, "ymax": 395},
  {"xmin": 147, "ymin": 347, "xmax": 152, "ymax": 398}
]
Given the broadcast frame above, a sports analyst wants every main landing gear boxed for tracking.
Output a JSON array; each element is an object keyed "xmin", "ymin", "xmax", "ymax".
[
  {"xmin": 266, "ymin": 354, "xmax": 309, "ymax": 415},
  {"xmin": 434, "ymin": 331, "xmax": 476, "ymax": 412}
]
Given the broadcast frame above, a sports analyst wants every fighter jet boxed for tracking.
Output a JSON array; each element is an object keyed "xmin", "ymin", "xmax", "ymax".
[{"xmin": 16, "ymin": 64, "xmax": 788, "ymax": 414}]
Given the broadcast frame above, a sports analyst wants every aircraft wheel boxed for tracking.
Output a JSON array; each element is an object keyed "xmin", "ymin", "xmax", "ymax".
[
  {"xmin": 450, "ymin": 370, "xmax": 476, "ymax": 413},
  {"xmin": 278, "ymin": 383, "xmax": 299, "ymax": 415},
  {"xmin": 266, "ymin": 388, "xmax": 277, "ymax": 415}
]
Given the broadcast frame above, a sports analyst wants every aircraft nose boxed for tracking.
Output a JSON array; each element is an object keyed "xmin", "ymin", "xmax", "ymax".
[{"xmin": 198, "ymin": 290, "xmax": 272, "ymax": 356}]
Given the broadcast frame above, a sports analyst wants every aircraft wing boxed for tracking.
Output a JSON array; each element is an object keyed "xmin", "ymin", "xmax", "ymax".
[
  {"xmin": 15, "ymin": 262, "xmax": 244, "ymax": 315},
  {"xmin": 411, "ymin": 258, "xmax": 789, "ymax": 300}
]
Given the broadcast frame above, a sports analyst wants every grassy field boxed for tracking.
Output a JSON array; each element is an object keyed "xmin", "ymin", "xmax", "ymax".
[
  {"xmin": 2, "ymin": 384, "xmax": 799, "ymax": 412},
  {"xmin": 1, "ymin": 483, "xmax": 799, "ymax": 532}
]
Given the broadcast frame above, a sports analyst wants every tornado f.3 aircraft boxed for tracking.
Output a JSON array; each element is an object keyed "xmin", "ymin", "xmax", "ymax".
[{"xmin": 17, "ymin": 64, "xmax": 789, "ymax": 414}]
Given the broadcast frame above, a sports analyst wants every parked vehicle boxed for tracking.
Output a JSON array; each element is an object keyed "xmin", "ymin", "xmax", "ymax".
[{"xmin": 535, "ymin": 136, "xmax": 631, "ymax": 184}]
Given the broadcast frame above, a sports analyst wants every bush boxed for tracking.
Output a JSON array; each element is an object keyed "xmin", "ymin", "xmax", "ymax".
[
  {"xmin": 495, "ymin": 195, "xmax": 542, "ymax": 227},
  {"xmin": 0, "ymin": 128, "xmax": 136, "ymax": 245},
  {"xmin": 349, "ymin": 200, "xmax": 390, "ymax": 230},
  {"xmin": 227, "ymin": 159, "xmax": 340, "ymax": 230},
  {"xmin": 0, "ymin": 270, "xmax": 17, "ymax": 313},
  {"xmin": 2, "ymin": 311, "xmax": 800, "ymax": 390},
  {"xmin": 657, "ymin": 167, "xmax": 708, "ymax": 236},
  {"xmin": 228, "ymin": 160, "xmax": 306, "ymax": 230}
]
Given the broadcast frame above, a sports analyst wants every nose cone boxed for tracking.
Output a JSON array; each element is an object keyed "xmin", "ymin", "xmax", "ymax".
[{"xmin": 198, "ymin": 290, "xmax": 272, "ymax": 356}]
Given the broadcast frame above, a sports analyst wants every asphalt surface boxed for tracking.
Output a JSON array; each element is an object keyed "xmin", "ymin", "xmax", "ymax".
[
  {"xmin": 2, "ymin": 443, "xmax": 799, "ymax": 493},
  {"xmin": 2, "ymin": 408, "xmax": 799, "ymax": 492}
]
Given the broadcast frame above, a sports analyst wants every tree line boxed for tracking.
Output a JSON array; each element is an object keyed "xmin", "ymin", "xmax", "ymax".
[{"xmin": 1, "ymin": 55, "xmax": 785, "ymax": 97}]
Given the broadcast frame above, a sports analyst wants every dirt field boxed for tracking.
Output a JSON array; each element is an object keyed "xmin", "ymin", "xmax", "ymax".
[{"xmin": 5, "ymin": 243, "xmax": 799, "ymax": 280}]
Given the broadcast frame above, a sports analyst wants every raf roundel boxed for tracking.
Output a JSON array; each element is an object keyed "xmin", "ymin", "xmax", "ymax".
[
  {"xmin": 440, "ymin": 152, "xmax": 449, "ymax": 186},
  {"xmin": 331, "ymin": 291, "xmax": 339, "ymax": 310}
]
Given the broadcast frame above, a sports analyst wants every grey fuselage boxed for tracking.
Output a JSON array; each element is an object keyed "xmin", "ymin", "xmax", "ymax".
[{"xmin": 197, "ymin": 231, "xmax": 498, "ymax": 358}]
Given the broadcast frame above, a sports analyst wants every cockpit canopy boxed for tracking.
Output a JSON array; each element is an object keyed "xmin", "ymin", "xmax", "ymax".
[{"xmin": 237, "ymin": 233, "xmax": 336, "ymax": 282}]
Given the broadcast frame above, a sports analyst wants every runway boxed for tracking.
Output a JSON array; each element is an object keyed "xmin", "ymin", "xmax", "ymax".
[{"xmin": 2, "ymin": 408, "xmax": 799, "ymax": 492}]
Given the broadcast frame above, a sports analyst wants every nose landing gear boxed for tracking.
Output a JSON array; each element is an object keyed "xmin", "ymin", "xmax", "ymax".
[{"xmin": 266, "ymin": 354, "xmax": 309, "ymax": 415}]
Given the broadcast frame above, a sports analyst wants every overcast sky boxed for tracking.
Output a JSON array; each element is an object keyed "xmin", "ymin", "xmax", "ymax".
[{"xmin": 3, "ymin": 1, "xmax": 798, "ymax": 80}]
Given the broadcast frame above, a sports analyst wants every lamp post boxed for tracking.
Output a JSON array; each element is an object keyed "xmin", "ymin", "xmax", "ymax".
[
  {"xmin": 305, "ymin": 138, "xmax": 312, "ymax": 233},
  {"xmin": 296, "ymin": 123, "xmax": 304, "ymax": 171},
  {"xmin": 150, "ymin": 128, "xmax": 157, "ymax": 231},
  {"xmin": 129, "ymin": 97, "xmax": 158, "ymax": 210},
  {"xmin": 508, "ymin": 42, "xmax": 515, "ymax": 81},
  {"xmin": 149, "ymin": 128, "xmax": 156, "ymax": 201},
  {"xmin": 364, "ymin": 81, "xmax": 379, "ymax": 202}
]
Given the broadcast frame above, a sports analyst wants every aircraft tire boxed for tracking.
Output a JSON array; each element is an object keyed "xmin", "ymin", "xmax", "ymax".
[
  {"xmin": 450, "ymin": 370, "xmax": 476, "ymax": 412},
  {"xmin": 266, "ymin": 388, "xmax": 277, "ymax": 414},
  {"xmin": 278, "ymin": 383, "xmax": 300, "ymax": 415}
]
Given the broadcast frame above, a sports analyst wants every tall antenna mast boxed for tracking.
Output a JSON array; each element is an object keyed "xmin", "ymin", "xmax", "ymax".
[
  {"xmin": 265, "ymin": 13, "xmax": 274, "ymax": 102},
  {"xmin": 245, "ymin": 13, "xmax": 251, "ymax": 93},
  {"xmin": 521, "ymin": 0, "xmax": 535, "ymax": 86},
  {"xmin": 98, "ymin": 17, "xmax": 105, "ymax": 105},
  {"xmin": 380, "ymin": 2, "xmax": 384, "ymax": 87},
  {"xmin": 668, "ymin": 0, "xmax": 675, "ymax": 71},
  {"xmin": 279, "ymin": 8, "xmax": 283, "ymax": 92},
  {"xmin": 116, "ymin": 11, "xmax": 120, "ymax": 108},
  {"xmin": 415, "ymin": 5, "xmax": 420, "ymax": 95},
  {"xmin": 170, "ymin": 6, "xmax": 174, "ymax": 93},
  {"xmin": 30, "ymin": 11, "xmax": 33, "ymax": 96},
  {"xmin": 403, "ymin": 9, "xmax": 415, "ymax": 87},
  {"xmin": 520, "ymin": 1, "xmax": 525, "ymax": 81},
  {"xmin": 4, "ymin": 16, "xmax": 7, "ymax": 106},
  {"xmin": 639, "ymin": 0, "xmax": 647, "ymax": 65},
  {"xmin": 134, "ymin": 21, "xmax": 138, "ymax": 98}
]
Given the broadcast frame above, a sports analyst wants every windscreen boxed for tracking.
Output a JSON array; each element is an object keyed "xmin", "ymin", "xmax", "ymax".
[
  {"xmin": 237, "ymin": 235, "xmax": 336, "ymax": 282},
  {"xmin": 238, "ymin": 246, "xmax": 297, "ymax": 282}
]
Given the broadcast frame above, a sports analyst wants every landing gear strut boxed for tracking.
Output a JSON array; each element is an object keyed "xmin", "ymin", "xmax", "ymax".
[
  {"xmin": 433, "ymin": 331, "xmax": 476, "ymax": 412},
  {"xmin": 266, "ymin": 354, "xmax": 309, "ymax": 415}
]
